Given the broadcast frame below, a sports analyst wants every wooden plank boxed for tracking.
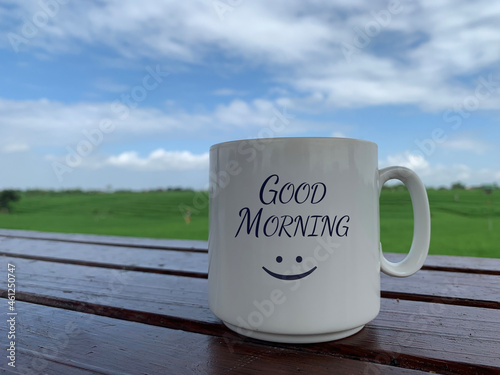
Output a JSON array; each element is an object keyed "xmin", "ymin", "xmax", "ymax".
[
  {"xmin": 381, "ymin": 270, "xmax": 500, "ymax": 309},
  {"xmin": 0, "ymin": 237, "xmax": 208, "ymax": 277},
  {"xmin": 7, "ymin": 294, "xmax": 499, "ymax": 374},
  {"xmin": 1, "ymin": 301, "xmax": 431, "ymax": 375},
  {"xmin": 422, "ymin": 255, "xmax": 500, "ymax": 274},
  {"xmin": 1, "ymin": 236, "xmax": 500, "ymax": 279},
  {"xmin": 4, "ymin": 228, "xmax": 500, "ymax": 273},
  {"xmin": 328, "ymin": 298, "xmax": 500, "ymax": 374},
  {"xmin": 385, "ymin": 253, "xmax": 500, "ymax": 275},
  {"xmin": 3, "ymin": 227, "xmax": 500, "ymax": 272},
  {"xmin": 2, "ymin": 258, "xmax": 215, "ymax": 323},
  {"xmin": 0, "ymin": 228, "xmax": 208, "ymax": 252},
  {"xmin": 3, "ymin": 257, "xmax": 500, "ymax": 309},
  {"xmin": 2, "ymin": 230, "xmax": 500, "ymax": 276},
  {"xmin": 1, "ymin": 259, "xmax": 499, "ymax": 372}
]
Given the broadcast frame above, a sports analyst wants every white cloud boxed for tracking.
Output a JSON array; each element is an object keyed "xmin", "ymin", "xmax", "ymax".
[
  {"xmin": 1, "ymin": 1, "xmax": 500, "ymax": 190},
  {"xmin": 3, "ymin": 1, "xmax": 500, "ymax": 110},
  {"xmin": 0, "ymin": 143, "xmax": 30, "ymax": 153},
  {"xmin": 331, "ymin": 132, "xmax": 347, "ymax": 138},
  {"xmin": 214, "ymin": 99, "xmax": 275, "ymax": 127},
  {"xmin": 93, "ymin": 78, "xmax": 129, "ymax": 93},
  {"xmin": 0, "ymin": 97, "xmax": 306, "ymax": 154},
  {"xmin": 105, "ymin": 149, "xmax": 209, "ymax": 171},
  {"xmin": 381, "ymin": 151, "xmax": 500, "ymax": 187},
  {"xmin": 0, "ymin": 98, "xmax": 188, "ymax": 149},
  {"xmin": 384, "ymin": 151, "xmax": 430, "ymax": 171},
  {"xmin": 442, "ymin": 137, "xmax": 491, "ymax": 154},
  {"xmin": 213, "ymin": 89, "xmax": 248, "ymax": 96}
]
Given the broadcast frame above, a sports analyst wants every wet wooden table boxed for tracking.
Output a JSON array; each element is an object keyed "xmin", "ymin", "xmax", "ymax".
[{"xmin": 0, "ymin": 228, "xmax": 499, "ymax": 374}]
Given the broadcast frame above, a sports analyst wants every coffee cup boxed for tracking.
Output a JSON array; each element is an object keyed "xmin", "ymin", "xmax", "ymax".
[{"xmin": 208, "ymin": 137, "xmax": 431, "ymax": 343}]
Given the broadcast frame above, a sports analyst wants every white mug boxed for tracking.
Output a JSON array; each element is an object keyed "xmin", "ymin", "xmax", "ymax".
[{"xmin": 208, "ymin": 137, "xmax": 430, "ymax": 343}]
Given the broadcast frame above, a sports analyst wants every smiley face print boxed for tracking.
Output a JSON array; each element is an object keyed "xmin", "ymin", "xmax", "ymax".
[{"xmin": 262, "ymin": 255, "xmax": 317, "ymax": 281}]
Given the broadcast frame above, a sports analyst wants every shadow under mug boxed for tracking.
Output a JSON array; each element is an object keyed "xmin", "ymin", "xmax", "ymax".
[{"xmin": 208, "ymin": 137, "xmax": 431, "ymax": 343}]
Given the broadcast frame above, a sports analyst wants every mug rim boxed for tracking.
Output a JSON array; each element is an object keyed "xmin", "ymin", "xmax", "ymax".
[{"xmin": 210, "ymin": 137, "xmax": 377, "ymax": 151}]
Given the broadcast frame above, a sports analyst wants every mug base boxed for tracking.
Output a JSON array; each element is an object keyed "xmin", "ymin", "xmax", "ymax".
[{"xmin": 223, "ymin": 322, "xmax": 364, "ymax": 344}]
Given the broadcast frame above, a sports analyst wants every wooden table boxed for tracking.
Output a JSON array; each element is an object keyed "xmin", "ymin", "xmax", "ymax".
[{"xmin": 0, "ymin": 229, "xmax": 499, "ymax": 374}]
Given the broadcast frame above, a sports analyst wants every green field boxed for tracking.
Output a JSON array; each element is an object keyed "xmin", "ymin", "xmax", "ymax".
[
  {"xmin": 0, "ymin": 189, "xmax": 498, "ymax": 258},
  {"xmin": 380, "ymin": 188, "xmax": 499, "ymax": 258}
]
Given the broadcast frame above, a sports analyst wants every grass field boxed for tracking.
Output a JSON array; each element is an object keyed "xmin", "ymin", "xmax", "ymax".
[
  {"xmin": 0, "ymin": 189, "xmax": 498, "ymax": 258},
  {"xmin": 380, "ymin": 188, "xmax": 499, "ymax": 258}
]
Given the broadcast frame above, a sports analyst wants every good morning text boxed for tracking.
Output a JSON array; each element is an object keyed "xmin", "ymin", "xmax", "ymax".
[{"xmin": 235, "ymin": 174, "xmax": 351, "ymax": 238}]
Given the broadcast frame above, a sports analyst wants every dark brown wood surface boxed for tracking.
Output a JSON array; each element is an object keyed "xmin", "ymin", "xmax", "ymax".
[
  {"xmin": 3, "ymin": 258, "xmax": 500, "ymax": 371},
  {"xmin": 2, "ymin": 232, "xmax": 500, "ymax": 275},
  {"xmin": 1, "ymin": 301, "xmax": 433, "ymax": 375},
  {"xmin": 1, "ymin": 229, "xmax": 499, "ymax": 374},
  {"xmin": 2, "ymin": 239, "xmax": 499, "ymax": 307}
]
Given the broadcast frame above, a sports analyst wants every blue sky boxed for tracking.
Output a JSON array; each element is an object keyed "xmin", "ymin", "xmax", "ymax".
[{"xmin": 1, "ymin": 0, "xmax": 499, "ymax": 190}]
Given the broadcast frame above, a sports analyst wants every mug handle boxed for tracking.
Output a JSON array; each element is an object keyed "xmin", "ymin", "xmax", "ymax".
[{"xmin": 378, "ymin": 166, "xmax": 431, "ymax": 277}]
